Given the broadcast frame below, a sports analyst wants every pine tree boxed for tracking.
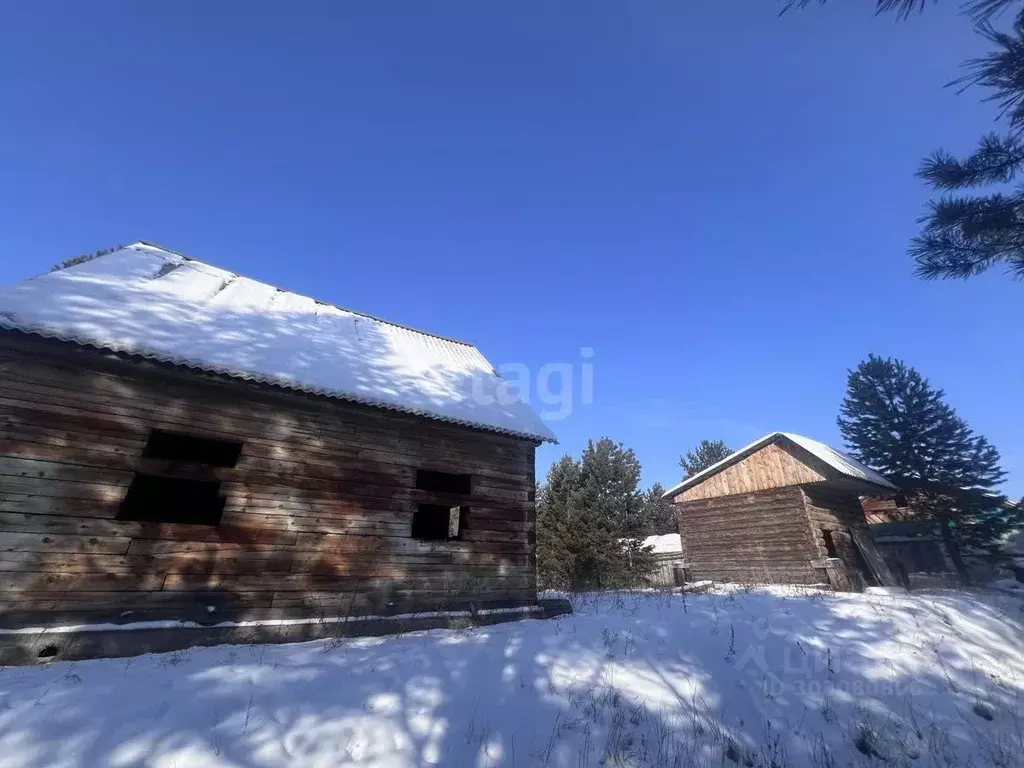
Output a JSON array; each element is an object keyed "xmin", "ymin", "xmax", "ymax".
[
  {"xmin": 535, "ymin": 455, "xmax": 580, "ymax": 589},
  {"xmin": 575, "ymin": 439, "xmax": 645, "ymax": 537},
  {"xmin": 641, "ymin": 482, "xmax": 678, "ymax": 536},
  {"xmin": 838, "ymin": 354, "xmax": 1007, "ymax": 582},
  {"xmin": 572, "ymin": 439, "xmax": 654, "ymax": 587},
  {"xmin": 535, "ymin": 439, "xmax": 655, "ymax": 589},
  {"xmin": 786, "ymin": 0, "xmax": 1024, "ymax": 280},
  {"xmin": 680, "ymin": 439, "xmax": 733, "ymax": 479},
  {"xmin": 50, "ymin": 244, "xmax": 124, "ymax": 273}
]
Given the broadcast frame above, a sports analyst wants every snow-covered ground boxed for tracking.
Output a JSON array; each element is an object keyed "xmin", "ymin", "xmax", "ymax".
[{"xmin": 1, "ymin": 586, "xmax": 1023, "ymax": 767}]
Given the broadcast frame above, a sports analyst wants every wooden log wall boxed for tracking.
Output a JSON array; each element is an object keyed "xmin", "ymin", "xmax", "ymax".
[
  {"xmin": 801, "ymin": 485, "xmax": 887, "ymax": 589},
  {"xmin": 801, "ymin": 485, "xmax": 873, "ymax": 553},
  {"xmin": 674, "ymin": 487, "xmax": 822, "ymax": 585},
  {"xmin": 0, "ymin": 331, "xmax": 539, "ymax": 626}
]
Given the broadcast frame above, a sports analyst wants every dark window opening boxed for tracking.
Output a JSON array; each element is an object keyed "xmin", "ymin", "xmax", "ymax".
[
  {"xmin": 415, "ymin": 469, "xmax": 471, "ymax": 495},
  {"xmin": 143, "ymin": 429, "xmax": 242, "ymax": 468},
  {"xmin": 822, "ymin": 530, "xmax": 838, "ymax": 558},
  {"xmin": 37, "ymin": 644, "xmax": 60, "ymax": 659},
  {"xmin": 892, "ymin": 494, "xmax": 908, "ymax": 508},
  {"xmin": 118, "ymin": 473, "xmax": 226, "ymax": 526},
  {"xmin": 412, "ymin": 503, "xmax": 468, "ymax": 541}
]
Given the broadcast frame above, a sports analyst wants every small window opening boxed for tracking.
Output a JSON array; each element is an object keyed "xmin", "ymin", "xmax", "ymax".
[
  {"xmin": 118, "ymin": 474, "xmax": 226, "ymax": 526},
  {"xmin": 822, "ymin": 530, "xmax": 839, "ymax": 558},
  {"xmin": 37, "ymin": 644, "xmax": 60, "ymax": 659},
  {"xmin": 143, "ymin": 429, "xmax": 242, "ymax": 468},
  {"xmin": 412, "ymin": 503, "xmax": 468, "ymax": 540},
  {"xmin": 416, "ymin": 469, "xmax": 471, "ymax": 495}
]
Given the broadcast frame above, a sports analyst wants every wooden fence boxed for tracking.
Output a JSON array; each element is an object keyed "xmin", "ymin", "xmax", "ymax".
[{"xmin": 647, "ymin": 552, "xmax": 687, "ymax": 587}]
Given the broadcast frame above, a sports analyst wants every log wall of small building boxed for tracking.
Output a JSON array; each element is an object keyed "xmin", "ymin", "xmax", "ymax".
[
  {"xmin": 800, "ymin": 486, "xmax": 872, "ymax": 559},
  {"xmin": 802, "ymin": 485, "xmax": 896, "ymax": 588},
  {"xmin": 674, "ymin": 487, "xmax": 822, "ymax": 584},
  {"xmin": 0, "ymin": 331, "xmax": 538, "ymax": 626}
]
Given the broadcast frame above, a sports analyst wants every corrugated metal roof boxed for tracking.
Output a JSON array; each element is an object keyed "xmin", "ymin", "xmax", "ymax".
[
  {"xmin": 0, "ymin": 243, "xmax": 557, "ymax": 442},
  {"xmin": 782, "ymin": 432, "xmax": 894, "ymax": 490},
  {"xmin": 662, "ymin": 431, "xmax": 896, "ymax": 498}
]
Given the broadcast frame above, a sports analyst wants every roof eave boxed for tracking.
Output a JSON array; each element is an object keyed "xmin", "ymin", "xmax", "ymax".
[{"xmin": 1, "ymin": 324, "xmax": 558, "ymax": 444}]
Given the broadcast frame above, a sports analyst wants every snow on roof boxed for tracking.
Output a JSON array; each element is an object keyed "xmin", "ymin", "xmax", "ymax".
[
  {"xmin": 641, "ymin": 533, "xmax": 682, "ymax": 554},
  {"xmin": 783, "ymin": 433, "xmax": 895, "ymax": 490},
  {"xmin": 662, "ymin": 431, "xmax": 896, "ymax": 498},
  {"xmin": 0, "ymin": 243, "xmax": 557, "ymax": 442}
]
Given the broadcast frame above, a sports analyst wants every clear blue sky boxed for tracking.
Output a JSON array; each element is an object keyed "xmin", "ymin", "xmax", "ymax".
[{"xmin": 2, "ymin": 2, "xmax": 1021, "ymax": 497}]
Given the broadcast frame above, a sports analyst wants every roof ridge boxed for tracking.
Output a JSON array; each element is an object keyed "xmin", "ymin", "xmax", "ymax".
[
  {"xmin": 130, "ymin": 241, "xmax": 476, "ymax": 348},
  {"xmin": 661, "ymin": 431, "xmax": 894, "ymax": 498}
]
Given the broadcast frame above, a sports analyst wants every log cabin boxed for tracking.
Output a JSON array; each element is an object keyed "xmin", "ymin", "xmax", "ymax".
[
  {"xmin": 662, "ymin": 432, "xmax": 898, "ymax": 590},
  {"xmin": 0, "ymin": 242, "xmax": 557, "ymax": 634}
]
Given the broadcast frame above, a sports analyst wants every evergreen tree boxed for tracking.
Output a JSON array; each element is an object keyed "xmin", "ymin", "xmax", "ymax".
[
  {"xmin": 50, "ymin": 244, "xmax": 124, "ymax": 273},
  {"xmin": 838, "ymin": 354, "xmax": 1007, "ymax": 581},
  {"xmin": 535, "ymin": 455, "xmax": 580, "ymax": 589},
  {"xmin": 680, "ymin": 439, "xmax": 733, "ymax": 479},
  {"xmin": 572, "ymin": 439, "xmax": 654, "ymax": 587},
  {"xmin": 787, "ymin": 0, "xmax": 1024, "ymax": 280},
  {"xmin": 575, "ymin": 438, "xmax": 646, "ymax": 537},
  {"xmin": 641, "ymin": 482, "xmax": 678, "ymax": 536},
  {"xmin": 535, "ymin": 439, "xmax": 656, "ymax": 589}
]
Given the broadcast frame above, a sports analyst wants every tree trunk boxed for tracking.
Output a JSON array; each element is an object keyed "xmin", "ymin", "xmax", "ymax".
[{"xmin": 940, "ymin": 522, "xmax": 972, "ymax": 586}]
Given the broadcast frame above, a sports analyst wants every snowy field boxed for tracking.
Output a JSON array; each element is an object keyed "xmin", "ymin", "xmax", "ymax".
[{"xmin": 1, "ymin": 586, "xmax": 1023, "ymax": 768}]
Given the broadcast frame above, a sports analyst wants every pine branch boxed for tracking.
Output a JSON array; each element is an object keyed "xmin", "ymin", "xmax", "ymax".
[
  {"xmin": 926, "ymin": 192, "xmax": 1023, "ymax": 230},
  {"xmin": 782, "ymin": 0, "xmax": 935, "ymax": 20},
  {"xmin": 918, "ymin": 134, "xmax": 1024, "ymax": 188},
  {"xmin": 912, "ymin": 236, "xmax": 1011, "ymax": 277},
  {"xmin": 782, "ymin": 0, "xmax": 1016, "ymax": 22},
  {"xmin": 957, "ymin": 13, "xmax": 1024, "ymax": 131},
  {"xmin": 963, "ymin": 0, "xmax": 1021, "ymax": 23},
  {"xmin": 910, "ymin": 192, "xmax": 1024, "ymax": 276},
  {"xmin": 874, "ymin": 0, "xmax": 938, "ymax": 18}
]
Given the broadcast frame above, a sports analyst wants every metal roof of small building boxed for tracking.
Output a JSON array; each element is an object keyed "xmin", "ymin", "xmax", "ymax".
[
  {"xmin": 662, "ymin": 431, "xmax": 896, "ymax": 498},
  {"xmin": 0, "ymin": 243, "xmax": 557, "ymax": 442},
  {"xmin": 641, "ymin": 533, "xmax": 683, "ymax": 553}
]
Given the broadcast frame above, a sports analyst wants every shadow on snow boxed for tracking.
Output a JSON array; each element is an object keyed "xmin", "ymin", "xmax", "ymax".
[{"xmin": 0, "ymin": 587, "xmax": 1023, "ymax": 767}]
